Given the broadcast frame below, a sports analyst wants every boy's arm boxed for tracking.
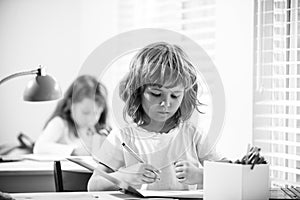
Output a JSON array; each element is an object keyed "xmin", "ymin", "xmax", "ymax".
[
  {"xmin": 199, "ymin": 147, "xmax": 229, "ymax": 166},
  {"xmin": 87, "ymin": 164, "xmax": 120, "ymax": 191},
  {"xmin": 88, "ymin": 162, "xmax": 159, "ymax": 191}
]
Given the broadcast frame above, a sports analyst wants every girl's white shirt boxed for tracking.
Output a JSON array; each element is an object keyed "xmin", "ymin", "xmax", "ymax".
[
  {"xmin": 33, "ymin": 116, "xmax": 108, "ymax": 156},
  {"xmin": 94, "ymin": 121, "xmax": 223, "ymax": 190}
]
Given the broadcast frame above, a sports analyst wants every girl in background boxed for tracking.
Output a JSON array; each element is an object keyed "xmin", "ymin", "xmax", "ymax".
[
  {"xmin": 34, "ymin": 75, "xmax": 111, "ymax": 156},
  {"xmin": 88, "ymin": 42, "xmax": 225, "ymax": 191}
]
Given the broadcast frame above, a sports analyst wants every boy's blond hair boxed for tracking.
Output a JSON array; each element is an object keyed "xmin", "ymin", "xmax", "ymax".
[{"xmin": 120, "ymin": 42, "xmax": 202, "ymax": 125}]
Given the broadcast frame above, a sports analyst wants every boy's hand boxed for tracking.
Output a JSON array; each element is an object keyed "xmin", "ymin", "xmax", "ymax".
[
  {"xmin": 174, "ymin": 160, "xmax": 202, "ymax": 185},
  {"xmin": 118, "ymin": 163, "xmax": 160, "ymax": 186}
]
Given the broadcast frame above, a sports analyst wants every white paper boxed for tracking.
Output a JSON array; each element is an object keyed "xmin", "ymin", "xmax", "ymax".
[{"xmin": 137, "ymin": 189, "xmax": 203, "ymax": 198}]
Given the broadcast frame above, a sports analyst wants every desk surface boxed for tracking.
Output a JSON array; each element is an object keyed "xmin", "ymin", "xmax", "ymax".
[
  {"xmin": 7, "ymin": 189, "xmax": 294, "ymax": 200},
  {"xmin": 11, "ymin": 191, "xmax": 124, "ymax": 200}
]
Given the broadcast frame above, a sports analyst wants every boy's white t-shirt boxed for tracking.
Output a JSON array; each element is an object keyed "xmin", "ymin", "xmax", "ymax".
[{"xmin": 95, "ymin": 121, "xmax": 222, "ymax": 190}]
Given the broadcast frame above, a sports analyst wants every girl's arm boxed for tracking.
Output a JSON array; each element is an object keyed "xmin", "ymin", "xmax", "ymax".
[
  {"xmin": 33, "ymin": 117, "xmax": 75, "ymax": 156},
  {"xmin": 89, "ymin": 134, "xmax": 107, "ymax": 155}
]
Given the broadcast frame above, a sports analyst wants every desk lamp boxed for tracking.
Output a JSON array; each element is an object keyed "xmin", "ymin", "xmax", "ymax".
[{"xmin": 0, "ymin": 66, "xmax": 62, "ymax": 101}]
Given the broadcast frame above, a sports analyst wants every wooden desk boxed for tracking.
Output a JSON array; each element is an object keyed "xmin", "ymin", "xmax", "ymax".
[
  {"xmin": 8, "ymin": 189, "xmax": 294, "ymax": 200},
  {"xmin": 0, "ymin": 159, "xmax": 91, "ymax": 193}
]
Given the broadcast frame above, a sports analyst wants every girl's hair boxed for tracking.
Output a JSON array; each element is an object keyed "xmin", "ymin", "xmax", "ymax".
[
  {"xmin": 44, "ymin": 75, "xmax": 110, "ymax": 137},
  {"xmin": 120, "ymin": 42, "xmax": 202, "ymax": 125}
]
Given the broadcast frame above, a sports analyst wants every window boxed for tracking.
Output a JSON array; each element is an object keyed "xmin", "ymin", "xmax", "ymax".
[{"xmin": 253, "ymin": 0, "xmax": 300, "ymax": 187}]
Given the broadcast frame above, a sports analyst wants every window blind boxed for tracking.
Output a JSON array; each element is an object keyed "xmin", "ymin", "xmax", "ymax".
[{"xmin": 253, "ymin": 0, "xmax": 300, "ymax": 187}]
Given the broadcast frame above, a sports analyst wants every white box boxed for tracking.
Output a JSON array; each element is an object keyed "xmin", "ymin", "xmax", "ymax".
[{"xmin": 204, "ymin": 161, "xmax": 269, "ymax": 200}]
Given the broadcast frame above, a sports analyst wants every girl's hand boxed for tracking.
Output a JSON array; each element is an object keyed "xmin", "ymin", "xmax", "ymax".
[
  {"xmin": 174, "ymin": 160, "xmax": 202, "ymax": 185},
  {"xmin": 118, "ymin": 163, "xmax": 160, "ymax": 186}
]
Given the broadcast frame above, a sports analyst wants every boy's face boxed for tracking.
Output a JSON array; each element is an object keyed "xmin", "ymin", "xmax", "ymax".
[{"xmin": 141, "ymin": 84, "xmax": 184, "ymax": 127}]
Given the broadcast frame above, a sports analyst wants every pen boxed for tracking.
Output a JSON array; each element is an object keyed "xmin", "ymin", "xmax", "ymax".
[{"xmin": 121, "ymin": 142, "xmax": 160, "ymax": 180}]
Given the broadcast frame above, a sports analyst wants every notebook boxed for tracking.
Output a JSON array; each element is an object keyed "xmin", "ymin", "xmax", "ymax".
[{"xmin": 66, "ymin": 157, "xmax": 203, "ymax": 199}]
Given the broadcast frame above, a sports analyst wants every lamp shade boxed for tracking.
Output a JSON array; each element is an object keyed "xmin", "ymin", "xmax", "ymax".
[{"xmin": 23, "ymin": 75, "xmax": 62, "ymax": 101}]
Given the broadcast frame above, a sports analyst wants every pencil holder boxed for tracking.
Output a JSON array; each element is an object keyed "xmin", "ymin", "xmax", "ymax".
[{"xmin": 203, "ymin": 161, "xmax": 269, "ymax": 200}]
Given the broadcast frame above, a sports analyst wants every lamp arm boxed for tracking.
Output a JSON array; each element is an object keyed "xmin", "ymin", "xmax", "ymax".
[{"xmin": 0, "ymin": 69, "xmax": 39, "ymax": 86}]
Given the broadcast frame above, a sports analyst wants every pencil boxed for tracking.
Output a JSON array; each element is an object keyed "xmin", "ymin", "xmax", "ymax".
[
  {"xmin": 245, "ymin": 144, "xmax": 250, "ymax": 164},
  {"xmin": 121, "ymin": 142, "xmax": 160, "ymax": 180},
  {"xmin": 121, "ymin": 142, "xmax": 145, "ymax": 163},
  {"xmin": 250, "ymin": 154, "xmax": 260, "ymax": 170}
]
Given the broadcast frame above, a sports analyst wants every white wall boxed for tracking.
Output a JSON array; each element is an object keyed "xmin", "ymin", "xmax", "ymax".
[
  {"xmin": 215, "ymin": 0, "xmax": 254, "ymax": 159},
  {"xmin": 0, "ymin": 0, "xmax": 117, "ymax": 144},
  {"xmin": 79, "ymin": 0, "xmax": 118, "ymax": 65}
]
